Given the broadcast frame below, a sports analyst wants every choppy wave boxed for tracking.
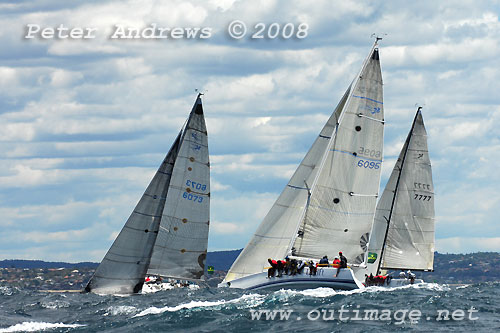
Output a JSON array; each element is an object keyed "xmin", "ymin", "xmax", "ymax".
[
  {"xmin": 271, "ymin": 282, "xmax": 451, "ymax": 299},
  {"xmin": 133, "ymin": 300, "xmax": 226, "ymax": 317},
  {"xmin": 105, "ymin": 305, "xmax": 138, "ymax": 316},
  {"xmin": 0, "ymin": 322, "xmax": 84, "ymax": 333},
  {"xmin": 133, "ymin": 293, "xmax": 265, "ymax": 317},
  {"xmin": 0, "ymin": 282, "xmax": 497, "ymax": 331},
  {"xmin": 40, "ymin": 300, "xmax": 70, "ymax": 309},
  {"xmin": 0, "ymin": 286, "xmax": 14, "ymax": 296}
]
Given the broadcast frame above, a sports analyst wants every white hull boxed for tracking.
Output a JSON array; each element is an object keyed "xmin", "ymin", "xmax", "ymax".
[
  {"xmin": 386, "ymin": 278, "xmax": 423, "ymax": 287},
  {"xmin": 220, "ymin": 267, "xmax": 364, "ymax": 291}
]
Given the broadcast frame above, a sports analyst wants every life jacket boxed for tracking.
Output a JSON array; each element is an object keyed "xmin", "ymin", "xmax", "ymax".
[
  {"xmin": 332, "ymin": 259, "xmax": 341, "ymax": 268},
  {"xmin": 271, "ymin": 260, "xmax": 277, "ymax": 265}
]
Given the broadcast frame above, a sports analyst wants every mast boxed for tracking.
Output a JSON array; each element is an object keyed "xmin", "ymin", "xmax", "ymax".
[{"xmin": 376, "ymin": 107, "xmax": 421, "ymax": 275}]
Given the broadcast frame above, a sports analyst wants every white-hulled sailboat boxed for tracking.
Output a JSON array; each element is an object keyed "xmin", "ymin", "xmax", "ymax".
[
  {"xmin": 221, "ymin": 41, "xmax": 385, "ymax": 290},
  {"xmin": 84, "ymin": 94, "xmax": 210, "ymax": 295},
  {"xmin": 355, "ymin": 107, "xmax": 435, "ymax": 287}
]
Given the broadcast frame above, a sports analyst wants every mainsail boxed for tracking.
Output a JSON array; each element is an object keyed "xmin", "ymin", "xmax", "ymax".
[
  {"xmin": 224, "ymin": 43, "xmax": 384, "ymax": 283},
  {"xmin": 292, "ymin": 45, "xmax": 384, "ymax": 264},
  {"xmin": 147, "ymin": 97, "xmax": 210, "ymax": 280},
  {"xmin": 85, "ymin": 94, "xmax": 210, "ymax": 294},
  {"xmin": 366, "ymin": 108, "xmax": 434, "ymax": 273}
]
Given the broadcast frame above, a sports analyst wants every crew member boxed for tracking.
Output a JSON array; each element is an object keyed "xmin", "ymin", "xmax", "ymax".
[{"xmin": 267, "ymin": 258, "xmax": 277, "ymax": 278}]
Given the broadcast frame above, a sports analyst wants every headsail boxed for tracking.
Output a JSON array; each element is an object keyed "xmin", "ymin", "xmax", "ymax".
[
  {"xmin": 147, "ymin": 95, "xmax": 210, "ymax": 280},
  {"xmin": 224, "ymin": 87, "xmax": 349, "ymax": 282},
  {"xmin": 366, "ymin": 109, "xmax": 435, "ymax": 273},
  {"xmin": 85, "ymin": 94, "xmax": 210, "ymax": 294},
  {"xmin": 291, "ymin": 45, "xmax": 384, "ymax": 264},
  {"xmin": 85, "ymin": 133, "xmax": 181, "ymax": 295},
  {"xmin": 224, "ymin": 43, "xmax": 384, "ymax": 282}
]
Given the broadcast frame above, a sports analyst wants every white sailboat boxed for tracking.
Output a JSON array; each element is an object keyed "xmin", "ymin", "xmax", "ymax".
[
  {"xmin": 221, "ymin": 41, "xmax": 385, "ymax": 290},
  {"xmin": 356, "ymin": 107, "xmax": 435, "ymax": 286},
  {"xmin": 84, "ymin": 94, "xmax": 210, "ymax": 295}
]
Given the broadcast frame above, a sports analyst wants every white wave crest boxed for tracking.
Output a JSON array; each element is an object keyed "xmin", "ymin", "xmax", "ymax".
[
  {"xmin": 0, "ymin": 286, "xmax": 13, "ymax": 296},
  {"xmin": 133, "ymin": 300, "xmax": 225, "ymax": 317},
  {"xmin": 105, "ymin": 305, "xmax": 138, "ymax": 316},
  {"xmin": 274, "ymin": 287, "xmax": 339, "ymax": 298},
  {"xmin": 272, "ymin": 282, "xmax": 451, "ymax": 298},
  {"xmin": 455, "ymin": 284, "xmax": 470, "ymax": 289},
  {"xmin": 233, "ymin": 293, "xmax": 266, "ymax": 308},
  {"xmin": 133, "ymin": 293, "xmax": 265, "ymax": 317},
  {"xmin": 40, "ymin": 300, "xmax": 70, "ymax": 309},
  {"xmin": 0, "ymin": 322, "xmax": 85, "ymax": 333}
]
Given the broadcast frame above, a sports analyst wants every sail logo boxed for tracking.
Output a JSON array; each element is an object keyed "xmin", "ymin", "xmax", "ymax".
[
  {"xmin": 359, "ymin": 105, "xmax": 381, "ymax": 115},
  {"xmin": 191, "ymin": 143, "xmax": 201, "ymax": 151},
  {"xmin": 367, "ymin": 252, "xmax": 377, "ymax": 263}
]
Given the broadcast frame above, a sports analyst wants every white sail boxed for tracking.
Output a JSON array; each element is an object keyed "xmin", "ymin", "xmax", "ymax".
[
  {"xmin": 224, "ymin": 88, "xmax": 349, "ymax": 282},
  {"xmin": 147, "ymin": 95, "xmax": 210, "ymax": 280},
  {"xmin": 366, "ymin": 109, "xmax": 434, "ymax": 272},
  {"xmin": 292, "ymin": 46, "xmax": 384, "ymax": 265},
  {"xmin": 84, "ymin": 132, "xmax": 181, "ymax": 295}
]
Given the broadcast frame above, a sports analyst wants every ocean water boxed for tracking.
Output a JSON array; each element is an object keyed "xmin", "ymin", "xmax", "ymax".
[{"xmin": 0, "ymin": 282, "xmax": 498, "ymax": 332}]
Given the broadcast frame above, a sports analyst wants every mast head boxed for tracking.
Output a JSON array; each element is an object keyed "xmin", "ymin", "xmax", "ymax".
[
  {"xmin": 195, "ymin": 88, "xmax": 206, "ymax": 99},
  {"xmin": 371, "ymin": 33, "xmax": 387, "ymax": 46},
  {"xmin": 414, "ymin": 103, "xmax": 425, "ymax": 113}
]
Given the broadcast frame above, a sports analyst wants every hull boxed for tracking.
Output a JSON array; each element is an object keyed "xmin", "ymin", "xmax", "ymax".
[
  {"xmin": 386, "ymin": 278, "xmax": 423, "ymax": 287},
  {"xmin": 220, "ymin": 267, "xmax": 364, "ymax": 291}
]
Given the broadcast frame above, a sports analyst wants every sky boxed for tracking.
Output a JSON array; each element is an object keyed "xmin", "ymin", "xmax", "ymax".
[{"xmin": 0, "ymin": 0, "xmax": 499, "ymax": 262}]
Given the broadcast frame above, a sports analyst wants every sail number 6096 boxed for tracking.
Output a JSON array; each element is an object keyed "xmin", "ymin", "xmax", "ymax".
[{"xmin": 357, "ymin": 159, "xmax": 381, "ymax": 169}]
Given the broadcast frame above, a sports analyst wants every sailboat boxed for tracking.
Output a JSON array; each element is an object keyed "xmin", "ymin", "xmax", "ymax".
[
  {"xmin": 221, "ymin": 41, "xmax": 385, "ymax": 290},
  {"xmin": 84, "ymin": 94, "xmax": 210, "ymax": 295},
  {"xmin": 356, "ymin": 107, "xmax": 435, "ymax": 286}
]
